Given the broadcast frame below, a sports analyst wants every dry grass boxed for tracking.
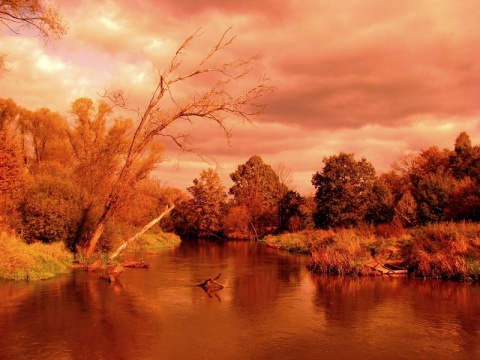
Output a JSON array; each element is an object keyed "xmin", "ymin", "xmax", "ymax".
[
  {"xmin": 268, "ymin": 221, "xmax": 480, "ymax": 281},
  {"xmin": 402, "ymin": 222, "xmax": 480, "ymax": 281}
]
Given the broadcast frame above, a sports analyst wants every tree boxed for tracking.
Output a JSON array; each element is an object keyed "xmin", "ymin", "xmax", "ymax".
[
  {"xmin": 0, "ymin": 0, "xmax": 67, "ymax": 72},
  {"xmin": 416, "ymin": 170, "xmax": 455, "ymax": 224},
  {"xmin": 22, "ymin": 107, "xmax": 70, "ymax": 166},
  {"xmin": 365, "ymin": 177, "xmax": 394, "ymax": 225},
  {"xmin": 312, "ymin": 152, "xmax": 376, "ymax": 228},
  {"xmin": 84, "ymin": 28, "xmax": 273, "ymax": 256},
  {"xmin": 186, "ymin": 169, "xmax": 227, "ymax": 237},
  {"xmin": 444, "ymin": 177, "xmax": 480, "ymax": 221},
  {"xmin": 450, "ymin": 132, "xmax": 473, "ymax": 179},
  {"xmin": 0, "ymin": 98, "xmax": 21, "ymax": 131},
  {"xmin": 0, "ymin": 128, "xmax": 23, "ymax": 228},
  {"xmin": 394, "ymin": 190, "xmax": 418, "ymax": 227},
  {"xmin": 278, "ymin": 190, "xmax": 304, "ymax": 232},
  {"xmin": 21, "ymin": 170, "xmax": 82, "ymax": 244},
  {"xmin": 229, "ymin": 155, "xmax": 285, "ymax": 237}
]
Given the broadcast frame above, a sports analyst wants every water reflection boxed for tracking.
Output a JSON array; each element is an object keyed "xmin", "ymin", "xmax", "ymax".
[
  {"xmin": 1, "ymin": 240, "xmax": 479, "ymax": 360},
  {"xmin": 310, "ymin": 275, "xmax": 480, "ymax": 359}
]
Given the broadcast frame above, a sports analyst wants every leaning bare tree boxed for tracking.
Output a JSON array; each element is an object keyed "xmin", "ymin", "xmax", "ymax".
[{"xmin": 84, "ymin": 28, "xmax": 274, "ymax": 257}]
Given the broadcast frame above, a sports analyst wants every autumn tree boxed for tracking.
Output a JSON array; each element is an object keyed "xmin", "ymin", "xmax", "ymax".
[
  {"xmin": 365, "ymin": 177, "xmax": 395, "ymax": 225},
  {"xmin": 0, "ymin": 98, "xmax": 21, "ymax": 130},
  {"xmin": 444, "ymin": 177, "xmax": 480, "ymax": 221},
  {"xmin": 66, "ymin": 98, "xmax": 151, "ymax": 251},
  {"xmin": 278, "ymin": 190, "xmax": 305, "ymax": 232},
  {"xmin": 184, "ymin": 168, "xmax": 227, "ymax": 237},
  {"xmin": 22, "ymin": 107, "xmax": 71, "ymax": 166},
  {"xmin": 229, "ymin": 155, "xmax": 285, "ymax": 237},
  {"xmin": 450, "ymin": 132, "xmax": 473, "ymax": 179},
  {"xmin": 312, "ymin": 152, "xmax": 376, "ymax": 228},
  {"xmin": 416, "ymin": 170, "xmax": 455, "ymax": 224},
  {"xmin": 0, "ymin": 128, "xmax": 23, "ymax": 228},
  {"xmin": 82, "ymin": 28, "xmax": 273, "ymax": 256},
  {"xmin": 394, "ymin": 190, "xmax": 418, "ymax": 227}
]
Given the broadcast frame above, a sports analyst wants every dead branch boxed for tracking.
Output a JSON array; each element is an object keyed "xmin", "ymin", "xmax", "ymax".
[
  {"xmin": 196, "ymin": 273, "xmax": 224, "ymax": 290},
  {"xmin": 109, "ymin": 204, "xmax": 175, "ymax": 260}
]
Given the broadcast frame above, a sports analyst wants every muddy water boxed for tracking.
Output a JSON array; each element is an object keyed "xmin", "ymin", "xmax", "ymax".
[{"xmin": 1, "ymin": 239, "xmax": 479, "ymax": 359}]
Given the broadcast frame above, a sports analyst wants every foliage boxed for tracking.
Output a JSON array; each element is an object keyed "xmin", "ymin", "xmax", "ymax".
[
  {"xmin": 278, "ymin": 190, "xmax": 305, "ymax": 232},
  {"xmin": 185, "ymin": 168, "xmax": 227, "ymax": 236},
  {"xmin": 0, "ymin": 129, "xmax": 23, "ymax": 228},
  {"xmin": 444, "ymin": 177, "xmax": 480, "ymax": 221},
  {"xmin": 312, "ymin": 152, "xmax": 376, "ymax": 228},
  {"xmin": 20, "ymin": 167, "xmax": 83, "ymax": 244},
  {"xmin": 0, "ymin": 231, "xmax": 73, "ymax": 281},
  {"xmin": 229, "ymin": 155, "xmax": 286, "ymax": 237},
  {"xmin": 415, "ymin": 169, "xmax": 455, "ymax": 224},
  {"xmin": 365, "ymin": 177, "xmax": 395, "ymax": 225},
  {"xmin": 222, "ymin": 205, "xmax": 252, "ymax": 239},
  {"xmin": 394, "ymin": 190, "xmax": 418, "ymax": 227}
]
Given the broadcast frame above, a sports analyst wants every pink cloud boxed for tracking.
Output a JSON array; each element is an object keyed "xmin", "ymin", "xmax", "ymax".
[{"xmin": 2, "ymin": 0, "xmax": 480, "ymax": 195}]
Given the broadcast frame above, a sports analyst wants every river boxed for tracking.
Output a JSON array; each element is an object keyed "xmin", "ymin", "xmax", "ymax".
[{"xmin": 1, "ymin": 239, "xmax": 479, "ymax": 359}]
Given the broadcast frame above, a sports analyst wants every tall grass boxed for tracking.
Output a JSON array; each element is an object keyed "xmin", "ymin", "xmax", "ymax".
[
  {"xmin": 268, "ymin": 221, "xmax": 480, "ymax": 281},
  {"xmin": 0, "ymin": 231, "xmax": 73, "ymax": 281},
  {"xmin": 402, "ymin": 222, "xmax": 480, "ymax": 281}
]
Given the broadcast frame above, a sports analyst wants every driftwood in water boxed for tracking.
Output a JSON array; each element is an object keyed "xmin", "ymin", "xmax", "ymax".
[
  {"xmin": 123, "ymin": 261, "xmax": 150, "ymax": 269},
  {"xmin": 196, "ymin": 273, "xmax": 225, "ymax": 291},
  {"xmin": 99, "ymin": 264, "xmax": 125, "ymax": 283}
]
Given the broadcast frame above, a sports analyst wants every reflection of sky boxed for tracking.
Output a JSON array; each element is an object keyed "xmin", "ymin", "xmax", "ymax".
[
  {"xmin": 1, "ymin": 242, "xmax": 480, "ymax": 359},
  {"xmin": 1, "ymin": 1, "xmax": 480, "ymax": 194}
]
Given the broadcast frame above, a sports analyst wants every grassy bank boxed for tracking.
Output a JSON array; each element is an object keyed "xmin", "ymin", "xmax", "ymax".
[
  {"xmin": 1, "ymin": 229, "xmax": 181, "ymax": 280},
  {"xmin": 128, "ymin": 230, "xmax": 182, "ymax": 253},
  {"xmin": 74, "ymin": 229, "xmax": 182, "ymax": 266},
  {"xmin": 0, "ymin": 231, "xmax": 73, "ymax": 281},
  {"xmin": 265, "ymin": 222, "xmax": 480, "ymax": 281}
]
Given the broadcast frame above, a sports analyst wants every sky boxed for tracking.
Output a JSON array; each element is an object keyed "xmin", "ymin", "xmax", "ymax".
[{"xmin": 1, "ymin": 0, "xmax": 480, "ymax": 195}]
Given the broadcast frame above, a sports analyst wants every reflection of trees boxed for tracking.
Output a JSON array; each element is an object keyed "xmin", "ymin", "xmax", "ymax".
[
  {"xmin": 0, "ymin": 270, "xmax": 162, "ymax": 359},
  {"xmin": 310, "ymin": 274, "xmax": 480, "ymax": 357}
]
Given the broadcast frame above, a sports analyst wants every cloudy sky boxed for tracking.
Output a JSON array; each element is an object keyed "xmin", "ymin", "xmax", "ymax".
[{"xmin": 1, "ymin": 0, "xmax": 480, "ymax": 195}]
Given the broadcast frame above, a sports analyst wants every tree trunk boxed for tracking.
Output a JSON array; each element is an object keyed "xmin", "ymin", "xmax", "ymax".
[
  {"xmin": 85, "ymin": 220, "xmax": 106, "ymax": 258},
  {"xmin": 109, "ymin": 204, "xmax": 175, "ymax": 260}
]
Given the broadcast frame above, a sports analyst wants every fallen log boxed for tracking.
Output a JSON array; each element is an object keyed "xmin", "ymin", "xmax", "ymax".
[
  {"xmin": 123, "ymin": 261, "xmax": 150, "ymax": 269},
  {"xmin": 109, "ymin": 204, "xmax": 175, "ymax": 260},
  {"xmin": 99, "ymin": 264, "xmax": 124, "ymax": 283}
]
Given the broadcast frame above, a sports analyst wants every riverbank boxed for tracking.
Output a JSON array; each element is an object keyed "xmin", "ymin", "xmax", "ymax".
[
  {"xmin": 0, "ymin": 231, "xmax": 73, "ymax": 281},
  {"xmin": 0, "ymin": 230, "xmax": 181, "ymax": 281},
  {"xmin": 264, "ymin": 222, "xmax": 480, "ymax": 281}
]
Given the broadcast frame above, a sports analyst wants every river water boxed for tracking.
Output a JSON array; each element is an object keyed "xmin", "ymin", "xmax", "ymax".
[{"xmin": 1, "ymin": 239, "xmax": 479, "ymax": 360}]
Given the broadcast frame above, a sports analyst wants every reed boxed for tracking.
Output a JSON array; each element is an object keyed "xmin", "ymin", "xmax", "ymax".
[{"xmin": 402, "ymin": 222, "xmax": 480, "ymax": 281}]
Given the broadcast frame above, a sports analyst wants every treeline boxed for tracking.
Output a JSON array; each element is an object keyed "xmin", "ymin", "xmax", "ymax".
[
  {"xmin": 169, "ymin": 131, "xmax": 480, "ymax": 238},
  {"xmin": 2, "ymin": 97, "xmax": 480, "ymax": 251}
]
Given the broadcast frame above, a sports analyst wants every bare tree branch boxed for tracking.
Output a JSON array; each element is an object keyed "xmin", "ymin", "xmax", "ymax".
[{"xmin": 86, "ymin": 28, "xmax": 275, "ymax": 257}]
